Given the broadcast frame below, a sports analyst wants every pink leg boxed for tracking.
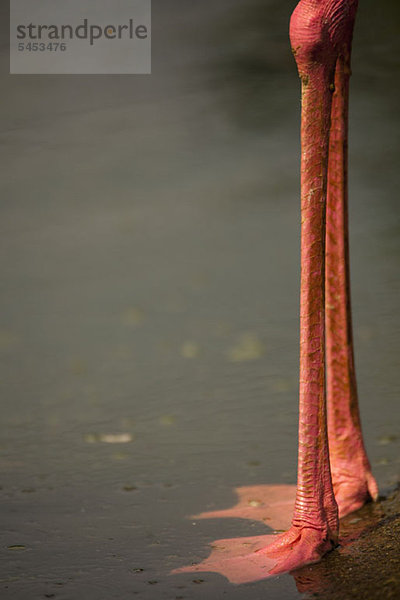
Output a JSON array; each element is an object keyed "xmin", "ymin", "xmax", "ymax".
[
  {"xmin": 172, "ymin": 1, "xmax": 377, "ymax": 583},
  {"xmin": 259, "ymin": 3, "xmax": 341, "ymax": 575},
  {"xmin": 173, "ymin": 2, "xmax": 377, "ymax": 583},
  {"xmin": 326, "ymin": 50, "xmax": 378, "ymax": 518}
]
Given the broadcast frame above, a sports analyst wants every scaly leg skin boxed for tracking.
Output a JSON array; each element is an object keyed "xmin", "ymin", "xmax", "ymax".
[
  {"xmin": 326, "ymin": 47, "xmax": 378, "ymax": 518},
  {"xmin": 259, "ymin": 0, "xmax": 367, "ymax": 574},
  {"xmin": 258, "ymin": 0, "xmax": 343, "ymax": 575}
]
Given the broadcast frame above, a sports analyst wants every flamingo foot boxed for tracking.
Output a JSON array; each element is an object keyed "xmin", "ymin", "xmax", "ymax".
[
  {"xmin": 258, "ymin": 524, "xmax": 337, "ymax": 575},
  {"xmin": 333, "ymin": 469, "xmax": 379, "ymax": 518}
]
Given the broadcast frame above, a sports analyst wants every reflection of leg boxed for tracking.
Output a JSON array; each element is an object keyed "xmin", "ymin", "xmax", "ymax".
[
  {"xmin": 192, "ymin": 484, "xmax": 296, "ymax": 532},
  {"xmin": 326, "ymin": 52, "xmax": 378, "ymax": 518}
]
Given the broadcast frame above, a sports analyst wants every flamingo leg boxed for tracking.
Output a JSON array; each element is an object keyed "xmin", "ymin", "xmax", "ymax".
[
  {"xmin": 326, "ymin": 46, "xmax": 378, "ymax": 517},
  {"xmin": 260, "ymin": 0, "xmax": 363, "ymax": 573},
  {"xmin": 172, "ymin": 1, "xmax": 379, "ymax": 582}
]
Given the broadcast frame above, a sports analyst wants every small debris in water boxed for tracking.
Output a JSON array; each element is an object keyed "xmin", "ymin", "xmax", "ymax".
[
  {"xmin": 192, "ymin": 579, "xmax": 204, "ymax": 584},
  {"xmin": 84, "ymin": 433, "xmax": 133, "ymax": 444},
  {"xmin": 227, "ymin": 333, "xmax": 265, "ymax": 362},
  {"xmin": 123, "ymin": 485, "xmax": 137, "ymax": 492},
  {"xmin": 375, "ymin": 457, "xmax": 390, "ymax": 466},
  {"xmin": 159, "ymin": 415, "xmax": 176, "ymax": 426},
  {"xmin": 147, "ymin": 580, "xmax": 158, "ymax": 585},
  {"xmin": 122, "ymin": 307, "xmax": 146, "ymax": 327},
  {"xmin": 112, "ymin": 452, "xmax": 128, "ymax": 460},
  {"xmin": 8, "ymin": 545, "xmax": 26, "ymax": 551},
  {"xmin": 180, "ymin": 341, "xmax": 199, "ymax": 359},
  {"xmin": 378, "ymin": 435, "xmax": 398, "ymax": 445},
  {"xmin": 248, "ymin": 499, "xmax": 262, "ymax": 507}
]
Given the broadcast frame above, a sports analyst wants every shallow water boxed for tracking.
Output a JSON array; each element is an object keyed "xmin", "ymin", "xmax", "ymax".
[{"xmin": 1, "ymin": 1, "xmax": 399, "ymax": 598}]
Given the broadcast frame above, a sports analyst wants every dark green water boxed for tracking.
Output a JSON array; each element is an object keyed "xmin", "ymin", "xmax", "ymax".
[{"xmin": 1, "ymin": 1, "xmax": 399, "ymax": 598}]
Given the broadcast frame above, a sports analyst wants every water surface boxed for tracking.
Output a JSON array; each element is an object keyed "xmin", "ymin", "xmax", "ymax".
[{"xmin": 1, "ymin": 1, "xmax": 399, "ymax": 598}]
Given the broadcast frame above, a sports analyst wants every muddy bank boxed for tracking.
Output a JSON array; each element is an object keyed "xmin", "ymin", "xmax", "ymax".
[{"xmin": 294, "ymin": 489, "xmax": 400, "ymax": 599}]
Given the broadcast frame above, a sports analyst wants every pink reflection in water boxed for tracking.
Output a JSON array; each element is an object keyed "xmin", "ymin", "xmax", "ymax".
[
  {"xmin": 193, "ymin": 484, "xmax": 296, "ymax": 531},
  {"xmin": 173, "ymin": 533, "xmax": 278, "ymax": 584},
  {"xmin": 172, "ymin": 484, "xmax": 297, "ymax": 584}
]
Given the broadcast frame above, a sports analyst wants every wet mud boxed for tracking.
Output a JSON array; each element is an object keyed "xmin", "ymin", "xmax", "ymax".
[{"xmin": 295, "ymin": 489, "xmax": 400, "ymax": 599}]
